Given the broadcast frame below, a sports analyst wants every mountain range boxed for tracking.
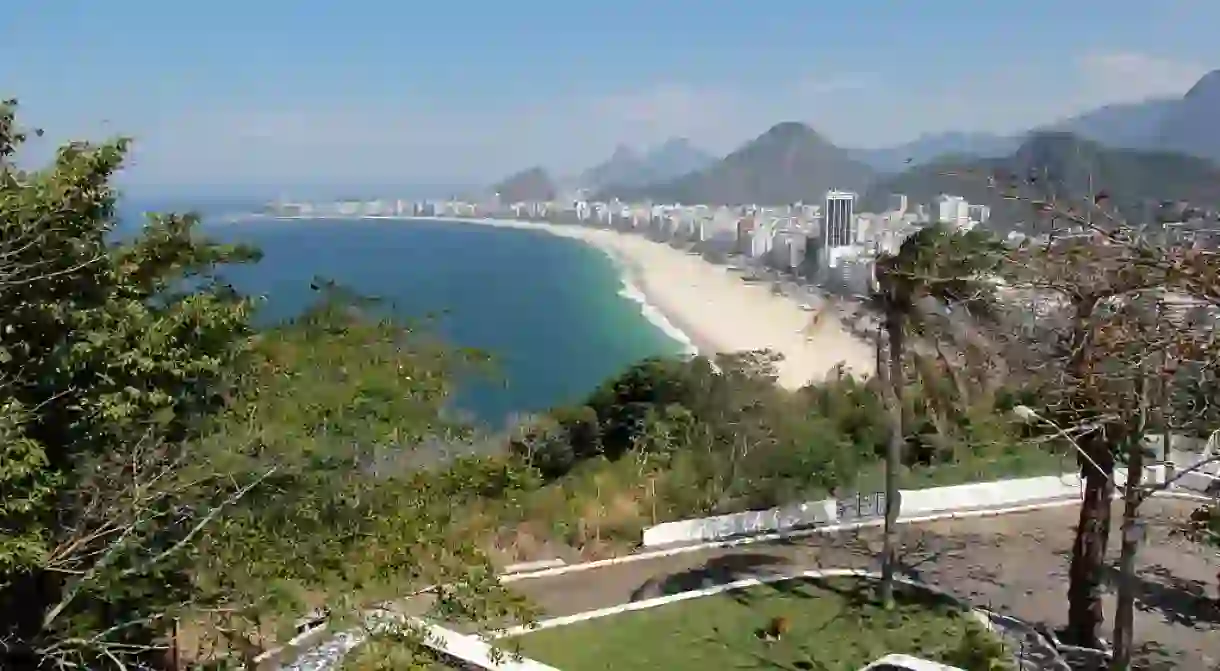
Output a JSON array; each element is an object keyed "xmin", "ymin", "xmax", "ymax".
[
  {"xmin": 595, "ymin": 122, "xmax": 874, "ymax": 206},
  {"xmin": 850, "ymin": 69, "xmax": 1220, "ymax": 173},
  {"xmin": 577, "ymin": 139, "xmax": 716, "ymax": 191},
  {"xmin": 860, "ymin": 132, "xmax": 1220, "ymax": 231},
  {"xmin": 490, "ymin": 69, "xmax": 1220, "ymax": 210}
]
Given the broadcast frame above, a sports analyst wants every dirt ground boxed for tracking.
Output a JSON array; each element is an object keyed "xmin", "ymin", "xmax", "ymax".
[{"xmin": 506, "ymin": 499, "xmax": 1220, "ymax": 670}]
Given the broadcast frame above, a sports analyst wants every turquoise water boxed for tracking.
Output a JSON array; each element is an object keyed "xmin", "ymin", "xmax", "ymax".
[{"xmin": 200, "ymin": 217, "xmax": 684, "ymax": 427}]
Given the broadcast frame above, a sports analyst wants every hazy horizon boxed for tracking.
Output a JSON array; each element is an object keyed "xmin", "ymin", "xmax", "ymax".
[{"xmin": 7, "ymin": 0, "xmax": 1218, "ymax": 192}]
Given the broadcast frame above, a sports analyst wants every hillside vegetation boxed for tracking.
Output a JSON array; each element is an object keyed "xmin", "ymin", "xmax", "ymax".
[{"xmin": 453, "ymin": 350, "xmax": 1063, "ymax": 561}]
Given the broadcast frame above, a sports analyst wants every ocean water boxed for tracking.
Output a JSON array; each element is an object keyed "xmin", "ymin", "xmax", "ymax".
[{"xmin": 188, "ymin": 217, "xmax": 688, "ymax": 427}]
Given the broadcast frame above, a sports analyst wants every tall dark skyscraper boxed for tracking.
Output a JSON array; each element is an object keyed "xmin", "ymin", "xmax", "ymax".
[{"xmin": 823, "ymin": 190, "xmax": 856, "ymax": 248}]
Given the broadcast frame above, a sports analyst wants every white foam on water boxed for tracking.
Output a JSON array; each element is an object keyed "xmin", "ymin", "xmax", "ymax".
[{"xmin": 614, "ymin": 269, "xmax": 698, "ymax": 356}]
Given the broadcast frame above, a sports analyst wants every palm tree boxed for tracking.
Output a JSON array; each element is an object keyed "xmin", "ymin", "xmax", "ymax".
[{"xmin": 869, "ymin": 223, "xmax": 1004, "ymax": 606}]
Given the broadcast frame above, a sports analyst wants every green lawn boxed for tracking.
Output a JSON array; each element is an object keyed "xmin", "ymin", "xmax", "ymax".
[{"xmin": 511, "ymin": 577, "xmax": 1008, "ymax": 671}]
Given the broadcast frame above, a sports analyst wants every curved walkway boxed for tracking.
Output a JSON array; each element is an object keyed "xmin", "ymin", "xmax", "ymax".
[
  {"xmin": 281, "ymin": 498, "xmax": 1219, "ymax": 671},
  {"xmin": 505, "ymin": 499, "xmax": 1219, "ymax": 671}
]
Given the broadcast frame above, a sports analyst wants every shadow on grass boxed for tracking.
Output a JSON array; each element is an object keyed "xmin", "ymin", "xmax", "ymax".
[
  {"xmin": 629, "ymin": 553, "xmax": 795, "ymax": 601},
  {"xmin": 718, "ymin": 576, "xmax": 963, "ymax": 671}
]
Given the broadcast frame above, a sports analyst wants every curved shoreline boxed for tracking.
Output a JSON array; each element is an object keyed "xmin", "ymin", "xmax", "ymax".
[
  {"xmin": 603, "ymin": 248, "xmax": 701, "ymax": 356},
  {"xmin": 269, "ymin": 214, "xmax": 876, "ymax": 389}
]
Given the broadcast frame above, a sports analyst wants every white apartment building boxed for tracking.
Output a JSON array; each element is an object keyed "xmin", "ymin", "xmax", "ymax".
[
  {"xmin": 748, "ymin": 220, "xmax": 776, "ymax": 259},
  {"xmin": 770, "ymin": 230, "xmax": 807, "ymax": 270},
  {"xmin": 855, "ymin": 213, "xmax": 884, "ymax": 245},
  {"xmin": 932, "ymin": 194, "xmax": 987, "ymax": 231},
  {"xmin": 968, "ymin": 203, "xmax": 991, "ymax": 225}
]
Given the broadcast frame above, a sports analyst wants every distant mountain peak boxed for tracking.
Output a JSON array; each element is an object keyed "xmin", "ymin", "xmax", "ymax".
[
  {"xmin": 608, "ymin": 144, "xmax": 639, "ymax": 161},
  {"xmin": 577, "ymin": 138, "xmax": 714, "ymax": 191},
  {"xmin": 598, "ymin": 122, "xmax": 872, "ymax": 206},
  {"xmin": 655, "ymin": 137, "xmax": 696, "ymax": 150},
  {"xmin": 1184, "ymin": 69, "xmax": 1220, "ymax": 99},
  {"xmin": 1155, "ymin": 69, "xmax": 1220, "ymax": 163},
  {"xmin": 760, "ymin": 121, "xmax": 816, "ymax": 140},
  {"xmin": 492, "ymin": 166, "xmax": 557, "ymax": 203}
]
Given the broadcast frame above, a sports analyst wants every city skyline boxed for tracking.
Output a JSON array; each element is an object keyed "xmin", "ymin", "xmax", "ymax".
[{"xmin": 5, "ymin": 0, "xmax": 1218, "ymax": 190}]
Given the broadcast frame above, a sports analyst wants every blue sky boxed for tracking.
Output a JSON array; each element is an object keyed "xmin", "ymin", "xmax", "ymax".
[{"xmin": 5, "ymin": 0, "xmax": 1218, "ymax": 194}]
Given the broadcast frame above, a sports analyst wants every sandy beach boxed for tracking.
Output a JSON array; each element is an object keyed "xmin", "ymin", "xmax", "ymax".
[{"xmin": 392, "ymin": 216, "xmax": 875, "ymax": 389}]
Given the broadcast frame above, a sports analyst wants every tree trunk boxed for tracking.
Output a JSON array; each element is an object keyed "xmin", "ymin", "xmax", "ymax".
[
  {"xmin": 879, "ymin": 315, "xmax": 905, "ymax": 607},
  {"xmin": 1111, "ymin": 444, "xmax": 1145, "ymax": 671},
  {"xmin": 1065, "ymin": 431, "xmax": 1116, "ymax": 648},
  {"xmin": 1063, "ymin": 293, "xmax": 1114, "ymax": 649}
]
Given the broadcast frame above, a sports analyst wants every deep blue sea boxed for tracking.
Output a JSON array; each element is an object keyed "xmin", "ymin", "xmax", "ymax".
[{"xmin": 127, "ymin": 208, "xmax": 684, "ymax": 428}]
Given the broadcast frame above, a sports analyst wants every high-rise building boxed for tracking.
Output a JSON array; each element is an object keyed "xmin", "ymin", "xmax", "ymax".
[
  {"xmin": 824, "ymin": 191, "xmax": 856, "ymax": 248},
  {"xmin": 933, "ymin": 194, "xmax": 971, "ymax": 230},
  {"xmin": 888, "ymin": 193, "xmax": 908, "ymax": 215}
]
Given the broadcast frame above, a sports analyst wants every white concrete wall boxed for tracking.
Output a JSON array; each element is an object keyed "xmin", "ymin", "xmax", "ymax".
[
  {"xmin": 897, "ymin": 474, "xmax": 1081, "ymax": 517},
  {"xmin": 641, "ymin": 499, "xmax": 835, "ymax": 547},
  {"xmin": 416, "ymin": 619, "xmax": 561, "ymax": 671},
  {"xmin": 1174, "ymin": 470, "xmax": 1219, "ymax": 494},
  {"xmin": 640, "ymin": 465, "xmax": 1184, "ymax": 548}
]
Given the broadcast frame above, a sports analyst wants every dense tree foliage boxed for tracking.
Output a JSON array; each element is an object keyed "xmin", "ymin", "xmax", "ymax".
[
  {"xmin": 0, "ymin": 101, "xmax": 527, "ymax": 670},
  {"xmin": 505, "ymin": 344, "xmax": 1042, "ymax": 538}
]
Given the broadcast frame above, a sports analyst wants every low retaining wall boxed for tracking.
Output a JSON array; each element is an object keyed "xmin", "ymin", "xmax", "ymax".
[
  {"xmin": 273, "ymin": 611, "xmax": 560, "ymax": 671},
  {"xmin": 1174, "ymin": 470, "xmax": 1219, "ymax": 493},
  {"xmin": 898, "ymin": 474, "xmax": 1082, "ymax": 518},
  {"xmin": 640, "ymin": 499, "xmax": 837, "ymax": 548},
  {"xmin": 413, "ymin": 619, "xmax": 560, "ymax": 671},
  {"xmin": 641, "ymin": 466, "xmax": 1177, "ymax": 547}
]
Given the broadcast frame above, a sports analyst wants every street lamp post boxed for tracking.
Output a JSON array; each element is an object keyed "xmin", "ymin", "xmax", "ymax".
[{"xmin": 1012, "ymin": 404, "xmax": 1110, "ymax": 483}]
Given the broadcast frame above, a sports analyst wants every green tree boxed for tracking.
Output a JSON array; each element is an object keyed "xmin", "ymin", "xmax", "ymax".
[
  {"xmin": 0, "ymin": 100, "xmax": 261, "ymax": 669},
  {"xmin": 0, "ymin": 101, "xmax": 526, "ymax": 669},
  {"xmin": 870, "ymin": 223, "xmax": 1004, "ymax": 606}
]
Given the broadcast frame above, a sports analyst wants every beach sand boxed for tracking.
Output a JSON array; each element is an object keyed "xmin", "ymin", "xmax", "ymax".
[{"xmin": 411, "ymin": 216, "xmax": 876, "ymax": 389}]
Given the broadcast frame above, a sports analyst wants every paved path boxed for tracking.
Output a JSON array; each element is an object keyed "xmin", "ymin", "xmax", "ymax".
[{"xmin": 506, "ymin": 500, "xmax": 1220, "ymax": 670}]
